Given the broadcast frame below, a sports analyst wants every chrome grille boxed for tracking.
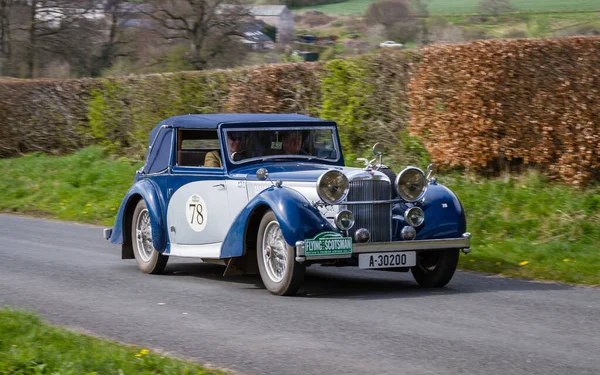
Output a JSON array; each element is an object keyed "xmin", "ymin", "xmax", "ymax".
[{"xmin": 347, "ymin": 180, "xmax": 392, "ymax": 242}]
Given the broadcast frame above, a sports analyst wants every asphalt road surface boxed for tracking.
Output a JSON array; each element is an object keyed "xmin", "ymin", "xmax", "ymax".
[{"xmin": 1, "ymin": 214, "xmax": 599, "ymax": 375}]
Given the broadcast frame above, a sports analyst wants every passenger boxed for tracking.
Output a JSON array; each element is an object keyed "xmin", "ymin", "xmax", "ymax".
[{"xmin": 204, "ymin": 132, "xmax": 243, "ymax": 168}]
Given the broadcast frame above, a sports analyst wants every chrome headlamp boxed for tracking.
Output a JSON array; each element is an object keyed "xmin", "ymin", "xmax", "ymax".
[
  {"xmin": 335, "ymin": 210, "xmax": 355, "ymax": 230},
  {"xmin": 404, "ymin": 206, "xmax": 425, "ymax": 227},
  {"xmin": 395, "ymin": 167, "xmax": 427, "ymax": 202},
  {"xmin": 317, "ymin": 170, "xmax": 349, "ymax": 204}
]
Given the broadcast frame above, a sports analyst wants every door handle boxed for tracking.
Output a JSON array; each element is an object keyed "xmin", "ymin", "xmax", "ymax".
[{"xmin": 213, "ymin": 183, "xmax": 225, "ymax": 188}]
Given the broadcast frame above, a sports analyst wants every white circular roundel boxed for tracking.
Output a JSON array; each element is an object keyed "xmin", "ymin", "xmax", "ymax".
[{"xmin": 186, "ymin": 194, "xmax": 208, "ymax": 232}]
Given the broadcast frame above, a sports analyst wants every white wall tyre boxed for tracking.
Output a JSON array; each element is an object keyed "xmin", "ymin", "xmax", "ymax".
[
  {"xmin": 131, "ymin": 200, "xmax": 169, "ymax": 274},
  {"xmin": 411, "ymin": 249, "xmax": 459, "ymax": 287},
  {"xmin": 256, "ymin": 210, "xmax": 305, "ymax": 296}
]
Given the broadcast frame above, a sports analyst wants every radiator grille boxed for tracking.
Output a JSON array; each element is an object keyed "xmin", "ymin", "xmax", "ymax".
[{"xmin": 347, "ymin": 180, "xmax": 392, "ymax": 242}]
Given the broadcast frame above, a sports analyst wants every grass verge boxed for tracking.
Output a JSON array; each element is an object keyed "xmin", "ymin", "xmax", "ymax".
[
  {"xmin": 1, "ymin": 147, "xmax": 598, "ymax": 285},
  {"xmin": 0, "ymin": 308, "xmax": 225, "ymax": 375}
]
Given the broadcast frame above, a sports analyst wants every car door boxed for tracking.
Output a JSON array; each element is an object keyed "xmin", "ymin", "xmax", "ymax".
[{"xmin": 165, "ymin": 129, "xmax": 231, "ymax": 258}]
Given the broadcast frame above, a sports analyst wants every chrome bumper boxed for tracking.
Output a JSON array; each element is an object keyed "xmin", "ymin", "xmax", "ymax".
[
  {"xmin": 295, "ymin": 233, "xmax": 471, "ymax": 262},
  {"xmin": 103, "ymin": 228, "xmax": 113, "ymax": 240}
]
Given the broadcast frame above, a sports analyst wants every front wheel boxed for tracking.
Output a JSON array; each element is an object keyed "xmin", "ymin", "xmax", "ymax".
[
  {"xmin": 131, "ymin": 200, "xmax": 168, "ymax": 274},
  {"xmin": 256, "ymin": 210, "xmax": 305, "ymax": 296},
  {"xmin": 411, "ymin": 249, "xmax": 459, "ymax": 288}
]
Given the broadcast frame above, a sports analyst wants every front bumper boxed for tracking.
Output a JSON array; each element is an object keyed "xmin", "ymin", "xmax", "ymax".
[{"xmin": 295, "ymin": 232, "xmax": 471, "ymax": 262}]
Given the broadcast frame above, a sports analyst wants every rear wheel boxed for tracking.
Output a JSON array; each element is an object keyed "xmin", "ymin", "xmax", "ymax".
[
  {"xmin": 256, "ymin": 210, "xmax": 305, "ymax": 296},
  {"xmin": 411, "ymin": 250, "xmax": 459, "ymax": 287},
  {"xmin": 131, "ymin": 200, "xmax": 168, "ymax": 274}
]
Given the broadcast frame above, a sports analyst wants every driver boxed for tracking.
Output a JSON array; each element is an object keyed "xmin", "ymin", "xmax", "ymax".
[
  {"xmin": 204, "ymin": 132, "xmax": 243, "ymax": 168},
  {"xmin": 281, "ymin": 130, "xmax": 305, "ymax": 155}
]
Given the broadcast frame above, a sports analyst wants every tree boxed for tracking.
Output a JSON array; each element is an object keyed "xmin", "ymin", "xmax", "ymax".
[
  {"xmin": 90, "ymin": 0, "xmax": 136, "ymax": 76},
  {"xmin": 409, "ymin": 0, "xmax": 428, "ymax": 17},
  {"xmin": 146, "ymin": 0, "xmax": 251, "ymax": 70},
  {"xmin": 365, "ymin": 0, "xmax": 412, "ymax": 28},
  {"xmin": 478, "ymin": 0, "xmax": 515, "ymax": 16},
  {"xmin": 0, "ymin": 0, "xmax": 14, "ymax": 74},
  {"xmin": 11, "ymin": 0, "xmax": 97, "ymax": 77}
]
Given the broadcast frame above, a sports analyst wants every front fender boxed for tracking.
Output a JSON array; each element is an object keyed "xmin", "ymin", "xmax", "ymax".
[
  {"xmin": 417, "ymin": 183, "xmax": 466, "ymax": 240},
  {"xmin": 110, "ymin": 179, "xmax": 167, "ymax": 252},
  {"xmin": 221, "ymin": 186, "xmax": 334, "ymax": 258}
]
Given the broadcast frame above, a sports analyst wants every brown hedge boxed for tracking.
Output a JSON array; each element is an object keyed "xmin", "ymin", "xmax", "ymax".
[
  {"xmin": 224, "ymin": 62, "xmax": 325, "ymax": 115},
  {"xmin": 409, "ymin": 37, "xmax": 600, "ymax": 185},
  {"xmin": 0, "ymin": 78, "xmax": 98, "ymax": 157}
]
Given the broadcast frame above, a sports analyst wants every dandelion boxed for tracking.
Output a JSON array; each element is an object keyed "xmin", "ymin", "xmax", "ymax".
[
  {"xmin": 519, "ymin": 261, "xmax": 529, "ymax": 266},
  {"xmin": 86, "ymin": 203, "xmax": 93, "ymax": 207},
  {"xmin": 140, "ymin": 349, "xmax": 149, "ymax": 355},
  {"xmin": 563, "ymin": 258, "xmax": 570, "ymax": 262},
  {"xmin": 135, "ymin": 353, "xmax": 142, "ymax": 357}
]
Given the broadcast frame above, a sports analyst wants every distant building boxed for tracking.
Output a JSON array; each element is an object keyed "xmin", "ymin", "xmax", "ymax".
[
  {"xmin": 239, "ymin": 20, "xmax": 275, "ymax": 51},
  {"xmin": 248, "ymin": 5, "xmax": 294, "ymax": 43}
]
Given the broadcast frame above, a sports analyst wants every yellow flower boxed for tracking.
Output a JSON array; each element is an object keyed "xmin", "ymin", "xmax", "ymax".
[
  {"xmin": 86, "ymin": 203, "xmax": 93, "ymax": 207},
  {"xmin": 519, "ymin": 261, "xmax": 529, "ymax": 266},
  {"xmin": 140, "ymin": 349, "xmax": 149, "ymax": 355},
  {"xmin": 82, "ymin": 211, "xmax": 88, "ymax": 214},
  {"xmin": 563, "ymin": 258, "xmax": 570, "ymax": 262},
  {"xmin": 135, "ymin": 353, "xmax": 142, "ymax": 357},
  {"xmin": 111, "ymin": 207, "xmax": 116, "ymax": 211}
]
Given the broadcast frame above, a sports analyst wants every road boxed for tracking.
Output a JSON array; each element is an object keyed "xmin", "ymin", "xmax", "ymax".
[{"xmin": 1, "ymin": 214, "xmax": 599, "ymax": 375}]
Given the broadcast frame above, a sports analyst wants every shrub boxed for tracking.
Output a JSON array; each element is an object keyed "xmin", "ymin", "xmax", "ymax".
[{"xmin": 409, "ymin": 37, "xmax": 600, "ymax": 185}]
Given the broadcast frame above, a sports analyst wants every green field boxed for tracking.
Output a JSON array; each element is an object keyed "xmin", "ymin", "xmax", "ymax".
[
  {"xmin": 295, "ymin": 0, "xmax": 600, "ymax": 15},
  {"xmin": 1, "ymin": 147, "xmax": 599, "ymax": 285}
]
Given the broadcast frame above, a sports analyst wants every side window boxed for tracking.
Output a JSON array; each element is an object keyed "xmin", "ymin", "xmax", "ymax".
[{"xmin": 177, "ymin": 129, "xmax": 222, "ymax": 168}]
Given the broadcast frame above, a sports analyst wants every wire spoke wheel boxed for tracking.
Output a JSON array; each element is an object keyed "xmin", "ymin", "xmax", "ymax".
[
  {"xmin": 131, "ymin": 200, "xmax": 168, "ymax": 274},
  {"xmin": 262, "ymin": 221, "xmax": 288, "ymax": 283},
  {"xmin": 256, "ymin": 210, "xmax": 305, "ymax": 296},
  {"xmin": 135, "ymin": 209, "xmax": 154, "ymax": 262}
]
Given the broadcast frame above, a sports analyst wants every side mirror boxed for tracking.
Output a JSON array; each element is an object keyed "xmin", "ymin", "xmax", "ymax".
[
  {"xmin": 256, "ymin": 168, "xmax": 269, "ymax": 181},
  {"xmin": 231, "ymin": 152, "xmax": 242, "ymax": 162}
]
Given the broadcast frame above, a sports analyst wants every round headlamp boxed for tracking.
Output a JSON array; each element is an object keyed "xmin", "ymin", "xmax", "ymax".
[
  {"xmin": 395, "ymin": 167, "xmax": 427, "ymax": 202},
  {"xmin": 404, "ymin": 206, "xmax": 425, "ymax": 227},
  {"xmin": 335, "ymin": 210, "xmax": 355, "ymax": 231},
  {"xmin": 317, "ymin": 170, "xmax": 349, "ymax": 204}
]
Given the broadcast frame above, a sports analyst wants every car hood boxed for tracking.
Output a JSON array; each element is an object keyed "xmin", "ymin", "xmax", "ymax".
[
  {"xmin": 229, "ymin": 162, "xmax": 344, "ymax": 182},
  {"xmin": 229, "ymin": 161, "xmax": 388, "ymax": 182}
]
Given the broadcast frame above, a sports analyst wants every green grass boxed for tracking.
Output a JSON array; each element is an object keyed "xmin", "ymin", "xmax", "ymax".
[
  {"xmin": 445, "ymin": 11, "xmax": 600, "ymax": 39},
  {"xmin": 0, "ymin": 308, "xmax": 225, "ymax": 375},
  {"xmin": 0, "ymin": 147, "xmax": 141, "ymax": 226},
  {"xmin": 445, "ymin": 171, "xmax": 600, "ymax": 285},
  {"xmin": 295, "ymin": 0, "xmax": 600, "ymax": 15},
  {"xmin": 1, "ymin": 147, "xmax": 599, "ymax": 285}
]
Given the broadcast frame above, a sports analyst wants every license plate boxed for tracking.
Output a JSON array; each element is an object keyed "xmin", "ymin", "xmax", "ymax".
[{"xmin": 359, "ymin": 251, "xmax": 416, "ymax": 269}]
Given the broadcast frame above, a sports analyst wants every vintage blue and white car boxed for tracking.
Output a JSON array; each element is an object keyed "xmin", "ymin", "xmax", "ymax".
[{"xmin": 104, "ymin": 114, "xmax": 471, "ymax": 295}]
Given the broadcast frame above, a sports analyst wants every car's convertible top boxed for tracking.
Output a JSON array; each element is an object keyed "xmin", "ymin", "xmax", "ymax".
[{"xmin": 156, "ymin": 113, "xmax": 326, "ymax": 130}]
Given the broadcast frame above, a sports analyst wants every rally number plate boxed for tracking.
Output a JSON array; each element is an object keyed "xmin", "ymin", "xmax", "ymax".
[{"xmin": 358, "ymin": 251, "xmax": 416, "ymax": 269}]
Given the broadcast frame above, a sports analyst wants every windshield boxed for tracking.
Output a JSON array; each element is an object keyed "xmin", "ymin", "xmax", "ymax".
[{"xmin": 224, "ymin": 127, "xmax": 339, "ymax": 163}]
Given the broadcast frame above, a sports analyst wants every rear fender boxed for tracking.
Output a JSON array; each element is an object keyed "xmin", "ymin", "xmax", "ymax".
[
  {"xmin": 221, "ymin": 186, "xmax": 334, "ymax": 258},
  {"xmin": 110, "ymin": 179, "xmax": 167, "ymax": 255}
]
